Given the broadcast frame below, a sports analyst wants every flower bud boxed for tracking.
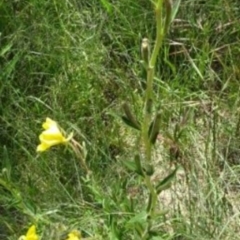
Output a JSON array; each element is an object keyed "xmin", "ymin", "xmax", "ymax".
[{"xmin": 141, "ymin": 38, "xmax": 150, "ymax": 66}]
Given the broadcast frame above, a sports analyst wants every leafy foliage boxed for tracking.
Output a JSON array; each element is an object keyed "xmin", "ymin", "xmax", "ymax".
[{"xmin": 1, "ymin": 0, "xmax": 240, "ymax": 239}]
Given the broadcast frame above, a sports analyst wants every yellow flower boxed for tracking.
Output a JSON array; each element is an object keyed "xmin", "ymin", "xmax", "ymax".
[
  {"xmin": 18, "ymin": 225, "xmax": 39, "ymax": 240},
  {"xmin": 37, "ymin": 117, "xmax": 73, "ymax": 152},
  {"xmin": 66, "ymin": 230, "xmax": 82, "ymax": 240}
]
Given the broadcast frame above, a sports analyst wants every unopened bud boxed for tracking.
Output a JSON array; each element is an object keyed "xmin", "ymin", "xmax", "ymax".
[{"xmin": 141, "ymin": 38, "xmax": 150, "ymax": 66}]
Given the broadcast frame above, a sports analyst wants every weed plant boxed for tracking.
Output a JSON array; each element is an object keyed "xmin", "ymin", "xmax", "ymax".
[{"xmin": 1, "ymin": 0, "xmax": 240, "ymax": 239}]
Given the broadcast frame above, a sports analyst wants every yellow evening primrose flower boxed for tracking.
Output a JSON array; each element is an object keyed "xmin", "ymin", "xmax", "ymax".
[
  {"xmin": 37, "ymin": 117, "xmax": 73, "ymax": 152},
  {"xmin": 18, "ymin": 225, "xmax": 39, "ymax": 240},
  {"xmin": 66, "ymin": 230, "xmax": 82, "ymax": 240}
]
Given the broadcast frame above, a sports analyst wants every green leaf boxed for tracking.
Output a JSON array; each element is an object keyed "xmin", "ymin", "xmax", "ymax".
[
  {"xmin": 109, "ymin": 214, "xmax": 120, "ymax": 239},
  {"xmin": 122, "ymin": 156, "xmax": 144, "ymax": 176},
  {"xmin": 171, "ymin": 0, "xmax": 181, "ymax": 22},
  {"xmin": 121, "ymin": 116, "xmax": 141, "ymax": 130},
  {"xmin": 2, "ymin": 54, "xmax": 20, "ymax": 78},
  {"xmin": 122, "ymin": 102, "xmax": 141, "ymax": 130},
  {"xmin": 134, "ymin": 154, "xmax": 144, "ymax": 176},
  {"xmin": 122, "ymin": 159, "xmax": 137, "ymax": 172},
  {"xmin": 126, "ymin": 211, "xmax": 148, "ymax": 227},
  {"xmin": 156, "ymin": 167, "xmax": 178, "ymax": 194},
  {"xmin": 0, "ymin": 43, "xmax": 12, "ymax": 57},
  {"xmin": 100, "ymin": 0, "xmax": 112, "ymax": 13},
  {"xmin": 148, "ymin": 113, "xmax": 161, "ymax": 144},
  {"xmin": 146, "ymin": 192, "xmax": 152, "ymax": 212},
  {"xmin": 164, "ymin": 0, "xmax": 172, "ymax": 34}
]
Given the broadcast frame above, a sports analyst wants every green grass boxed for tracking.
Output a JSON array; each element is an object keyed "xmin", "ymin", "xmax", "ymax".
[{"xmin": 1, "ymin": 0, "xmax": 240, "ymax": 239}]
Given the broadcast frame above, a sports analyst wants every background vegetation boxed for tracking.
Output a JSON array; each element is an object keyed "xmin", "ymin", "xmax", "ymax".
[{"xmin": 1, "ymin": 0, "xmax": 240, "ymax": 239}]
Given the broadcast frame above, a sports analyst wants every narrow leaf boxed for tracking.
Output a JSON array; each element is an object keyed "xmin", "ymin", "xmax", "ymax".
[
  {"xmin": 126, "ymin": 211, "xmax": 148, "ymax": 227},
  {"xmin": 134, "ymin": 154, "xmax": 144, "ymax": 176},
  {"xmin": 148, "ymin": 113, "xmax": 161, "ymax": 144},
  {"xmin": 171, "ymin": 0, "xmax": 181, "ymax": 22},
  {"xmin": 0, "ymin": 43, "xmax": 12, "ymax": 57},
  {"xmin": 122, "ymin": 102, "xmax": 141, "ymax": 130},
  {"xmin": 156, "ymin": 167, "xmax": 178, "ymax": 194},
  {"xmin": 122, "ymin": 159, "xmax": 138, "ymax": 172},
  {"xmin": 122, "ymin": 156, "xmax": 144, "ymax": 176},
  {"xmin": 146, "ymin": 192, "xmax": 152, "ymax": 212},
  {"xmin": 121, "ymin": 116, "xmax": 141, "ymax": 130},
  {"xmin": 164, "ymin": 0, "xmax": 172, "ymax": 34}
]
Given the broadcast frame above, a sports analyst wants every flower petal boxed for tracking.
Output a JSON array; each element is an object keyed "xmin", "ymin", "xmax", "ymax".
[
  {"xmin": 26, "ymin": 225, "xmax": 36, "ymax": 236},
  {"xmin": 66, "ymin": 230, "xmax": 82, "ymax": 240},
  {"xmin": 37, "ymin": 118, "xmax": 72, "ymax": 152},
  {"xmin": 37, "ymin": 143, "xmax": 50, "ymax": 152},
  {"xmin": 40, "ymin": 129, "xmax": 65, "ymax": 141},
  {"xmin": 42, "ymin": 117, "xmax": 58, "ymax": 130},
  {"xmin": 25, "ymin": 225, "xmax": 39, "ymax": 240},
  {"xmin": 40, "ymin": 132, "xmax": 66, "ymax": 145}
]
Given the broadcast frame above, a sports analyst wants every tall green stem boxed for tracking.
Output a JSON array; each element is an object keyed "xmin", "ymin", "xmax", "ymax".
[
  {"xmin": 143, "ymin": 0, "xmax": 164, "ymax": 163},
  {"xmin": 141, "ymin": 0, "xmax": 165, "ymax": 237}
]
